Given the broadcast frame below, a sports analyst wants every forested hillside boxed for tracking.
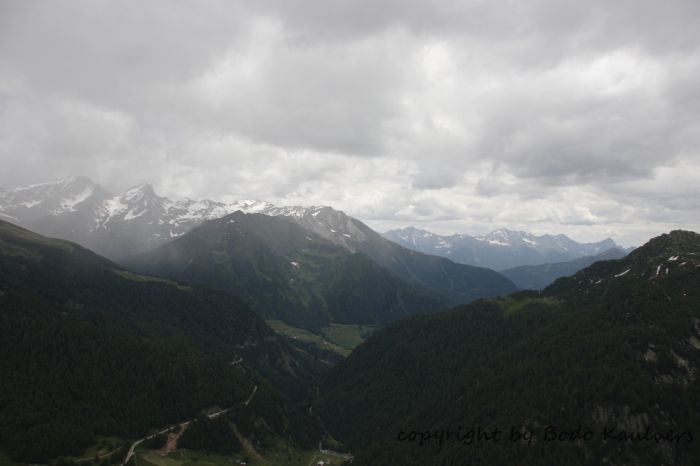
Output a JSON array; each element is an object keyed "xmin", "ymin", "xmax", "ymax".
[
  {"xmin": 318, "ymin": 231, "xmax": 700, "ymax": 465},
  {"xmin": 0, "ymin": 220, "xmax": 323, "ymax": 463}
]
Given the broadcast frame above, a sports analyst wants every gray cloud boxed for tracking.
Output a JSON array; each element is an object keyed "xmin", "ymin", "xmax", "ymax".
[{"xmin": 1, "ymin": 0, "xmax": 699, "ymax": 246}]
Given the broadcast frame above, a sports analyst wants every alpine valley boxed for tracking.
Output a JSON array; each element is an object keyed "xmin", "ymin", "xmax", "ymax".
[{"xmin": 1, "ymin": 177, "xmax": 698, "ymax": 466}]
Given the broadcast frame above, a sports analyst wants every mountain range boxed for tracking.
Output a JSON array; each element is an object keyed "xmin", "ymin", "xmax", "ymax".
[
  {"xmin": 2, "ymin": 178, "xmax": 627, "ymax": 275},
  {"xmin": 0, "ymin": 176, "xmax": 284, "ymax": 261},
  {"xmin": 1, "ymin": 177, "xmax": 518, "ymax": 331},
  {"xmin": 383, "ymin": 226, "xmax": 628, "ymax": 271}
]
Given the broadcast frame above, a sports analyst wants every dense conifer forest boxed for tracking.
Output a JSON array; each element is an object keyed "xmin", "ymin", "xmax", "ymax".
[
  {"xmin": 318, "ymin": 231, "xmax": 700, "ymax": 465},
  {"xmin": 0, "ymin": 220, "xmax": 322, "ymax": 463}
]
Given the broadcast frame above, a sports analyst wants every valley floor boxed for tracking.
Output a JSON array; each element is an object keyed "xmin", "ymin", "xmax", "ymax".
[{"xmin": 266, "ymin": 320, "xmax": 376, "ymax": 357}]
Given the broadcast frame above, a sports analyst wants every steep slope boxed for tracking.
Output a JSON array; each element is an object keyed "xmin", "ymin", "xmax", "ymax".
[
  {"xmin": 0, "ymin": 220, "xmax": 323, "ymax": 463},
  {"xmin": 384, "ymin": 226, "xmax": 624, "ymax": 270},
  {"xmin": 262, "ymin": 206, "xmax": 517, "ymax": 303},
  {"xmin": 501, "ymin": 247, "xmax": 628, "ymax": 290},
  {"xmin": 318, "ymin": 230, "xmax": 700, "ymax": 466},
  {"xmin": 127, "ymin": 211, "xmax": 514, "ymax": 329}
]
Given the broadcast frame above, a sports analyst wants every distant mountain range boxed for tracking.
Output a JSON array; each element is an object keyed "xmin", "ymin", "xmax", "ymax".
[
  {"xmin": 1, "ymin": 178, "xmax": 628, "ymax": 274},
  {"xmin": 319, "ymin": 230, "xmax": 700, "ymax": 465},
  {"xmin": 383, "ymin": 226, "xmax": 628, "ymax": 271}
]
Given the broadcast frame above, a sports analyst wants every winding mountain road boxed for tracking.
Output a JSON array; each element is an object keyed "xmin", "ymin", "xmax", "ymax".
[{"xmin": 121, "ymin": 384, "xmax": 258, "ymax": 465}]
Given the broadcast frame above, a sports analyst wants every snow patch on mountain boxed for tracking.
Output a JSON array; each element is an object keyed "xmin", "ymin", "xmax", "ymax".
[
  {"xmin": 102, "ymin": 197, "xmax": 128, "ymax": 218},
  {"xmin": 59, "ymin": 185, "xmax": 95, "ymax": 211}
]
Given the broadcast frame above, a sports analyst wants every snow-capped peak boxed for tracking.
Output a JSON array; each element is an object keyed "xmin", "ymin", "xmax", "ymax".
[
  {"xmin": 124, "ymin": 183, "xmax": 157, "ymax": 200},
  {"xmin": 228, "ymin": 199, "xmax": 276, "ymax": 214},
  {"xmin": 476, "ymin": 229, "xmax": 529, "ymax": 246},
  {"xmin": 0, "ymin": 176, "xmax": 104, "ymax": 218},
  {"xmin": 8, "ymin": 175, "xmax": 88, "ymax": 193}
]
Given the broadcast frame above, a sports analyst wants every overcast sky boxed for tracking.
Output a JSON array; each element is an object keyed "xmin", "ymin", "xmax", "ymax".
[{"xmin": 1, "ymin": 1, "xmax": 699, "ymax": 246}]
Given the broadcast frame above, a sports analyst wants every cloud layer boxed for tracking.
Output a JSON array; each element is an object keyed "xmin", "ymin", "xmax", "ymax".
[{"xmin": 1, "ymin": 0, "xmax": 699, "ymax": 246}]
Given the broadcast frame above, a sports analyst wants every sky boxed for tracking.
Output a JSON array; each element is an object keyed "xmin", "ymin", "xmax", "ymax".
[{"xmin": 1, "ymin": 1, "xmax": 699, "ymax": 247}]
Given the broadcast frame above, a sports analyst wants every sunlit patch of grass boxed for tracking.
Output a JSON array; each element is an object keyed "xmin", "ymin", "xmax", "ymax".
[
  {"xmin": 320, "ymin": 324, "xmax": 376, "ymax": 351},
  {"xmin": 266, "ymin": 320, "xmax": 349, "ymax": 356},
  {"xmin": 496, "ymin": 296, "xmax": 559, "ymax": 317},
  {"xmin": 113, "ymin": 270, "xmax": 191, "ymax": 291}
]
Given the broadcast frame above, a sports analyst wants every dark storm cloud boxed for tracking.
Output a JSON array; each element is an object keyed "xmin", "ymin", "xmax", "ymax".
[{"xmin": 0, "ymin": 0, "xmax": 699, "ymax": 245}]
